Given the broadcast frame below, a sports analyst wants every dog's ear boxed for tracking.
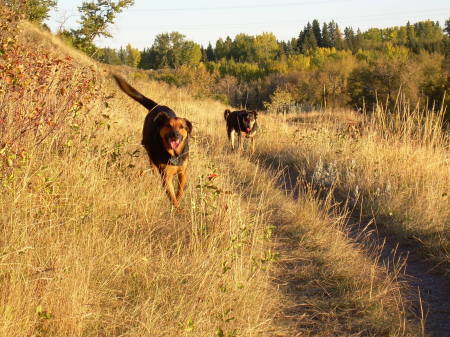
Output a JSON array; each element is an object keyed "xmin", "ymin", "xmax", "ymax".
[
  {"xmin": 184, "ymin": 119, "xmax": 193, "ymax": 134},
  {"xmin": 252, "ymin": 110, "xmax": 258, "ymax": 117},
  {"xmin": 153, "ymin": 111, "xmax": 170, "ymax": 126}
]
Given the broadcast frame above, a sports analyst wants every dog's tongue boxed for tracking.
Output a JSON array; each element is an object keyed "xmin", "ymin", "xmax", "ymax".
[
  {"xmin": 246, "ymin": 128, "xmax": 251, "ymax": 132},
  {"xmin": 170, "ymin": 140, "xmax": 180, "ymax": 149}
]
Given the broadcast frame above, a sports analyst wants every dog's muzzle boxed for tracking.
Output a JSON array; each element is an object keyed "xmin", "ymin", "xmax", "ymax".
[{"xmin": 167, "ymin": 131, "xmax": 183, "ymax": 150}]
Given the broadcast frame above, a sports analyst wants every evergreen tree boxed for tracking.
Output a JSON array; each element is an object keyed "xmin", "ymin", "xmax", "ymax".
[
  {"xmin": 117, "ymin": 46, "xmax": 126, "ymax": 64},
  {"xmin": 139, "ymin": 47, "xmax": 157, "ymax": 69},
  {"xmin": 344, "ymin": 26, "xmax": 355, "ymax": 51},
  {"xmin": 406, "ymin": 21, "xmax": 419, "ymax": 52},
  {"xmin": 445, "ymin": 18, "xmax": 450, "ymax": 36},
  {"xmin": 206, "ymin": 42, "xmax": 215, "ymax": 61},
  {"xmin": 304, "ymin": 26, "xmax": 318, "ymax": 52},
  {"xmin": 200, "ymin": 46, "xmax": 207, "ymax": 63},
  {"xmin": 312, "ymin": 19, "xmax": 322, "ymax": 47},
  {"xmin": 297, "ymin": 22, "xmax": 317, "ymax": 53},
  {"xmin": 327, "ymin": 21, "xmax": 343, "ymax": 49},
  {"xmin": 354, "ymin": 28, "xmax": 363, "ymax": 51},
  {"xmin": 286, "ymin": 38, "xmax": 298, "ymax": 55},
  {"xmin": 321, "ymin": 22, "xmax": 332, "ymax": 48},
  {"xmin": 334, "ymin": 25, "xmax": 344, "ymax": 49}
]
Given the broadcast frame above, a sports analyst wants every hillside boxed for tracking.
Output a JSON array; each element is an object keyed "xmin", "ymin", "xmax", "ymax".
[{"xmin": 1, "ymin": 21, "xmax": 449, "ymax": 336}]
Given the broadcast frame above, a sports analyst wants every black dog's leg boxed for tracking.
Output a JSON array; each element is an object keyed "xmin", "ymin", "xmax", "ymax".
[
  {"xmin": 230, "ymin": 130, "xmax": 236, "ymax": 150},
  {"xmin": 238, "ymin": 133, "xmax": 244, "ymax": 151}
]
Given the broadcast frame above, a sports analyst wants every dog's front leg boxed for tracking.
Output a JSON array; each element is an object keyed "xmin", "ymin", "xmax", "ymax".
[
  {"xmin": 176, "ymin": 166, "xmax": 188, "ymax": 203},
  {"xmin": 161, "ymin": 167, "xmax": 179, "ymax": 207},
  {"xmin": 237, "ymin": 134, "xmax": 243, "ymax": 151},
  {"xmin": 230, "ymin": 130, "xmax": 236, "ymax": 150}
]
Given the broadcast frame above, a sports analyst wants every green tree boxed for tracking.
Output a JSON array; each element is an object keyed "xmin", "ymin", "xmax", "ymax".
[
  {"xmin": 254, "ymin": 32, "xmax": 279, "ymax": 65},
  {"xmin": 413, "ymin": 20, "xmax": 444, "ymax": 53},
  {"xmin": 146, "ymin": 32, "xmax": 201, "ymax": 69},
  {"xmin": 24, "ymin": 0, "xmax": 56, "ymax": 23},
  {"xmin": 445, "ymin": 18, "xmax": 450, "ymax": 36},
  {"xmin": 344, "ymin": 27, "xmax": 355, "ymax": 51},
  {"xmin": 58, "ymin": 28, "xmax": 97, "ymax": 55},
  {"xmin": 215, "ymin": 36, "xmax": 233, "ymax": 60},
  {"xmin": 59, "ymin": 0, "xmax": 133, "ymax": 55},
  {"xmin": 180, "ymin": 40, "xmax": 202, "ymax": 66},
  {"xmin": 297, "ymin": 22, "xmax": 317, "ymax": 53},
  {"xmin": 279, "ymin": 38, "xmax": 297, "ymax": 56},
  {"xmin": 328, "ymin": 21, "xmax": 344, "ymax": 49},
  {"xmin": 77, "ymin": 0, "xmax": 134, "ymax": 43},
  {"xmin": 117, "ymin": 46, "xmax": 126, "ymax": 63},
  {"xmin": 406, "ymin": 21, "xmax": 419, "ymax": 52},
  {"xmin": 232, "ymin": 33, "xmax": 255, "ymax": 62},
  {"xmin": 138, "ymin": 47, "xmax": 156, "ymax": 69},
  {"xmin": 205, "ymin": 42, "xmax": 215, "ymax": 61},
  {"xmin": 125, "ymin": 43, "xmax": 141, "ymax": 67},
  {"xmin": 322, "ymin": 22, "xmax": 332, "ymax": 48},
  {"xmin": 312, "ymin": 19, "xmax": 322, "ymax": 47},
  {"xmin": 97, "ymin": 47, "xmax": 121, "ymax": 64}
]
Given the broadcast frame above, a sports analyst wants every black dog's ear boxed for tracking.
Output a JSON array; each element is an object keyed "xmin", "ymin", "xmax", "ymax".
[
  {"xmin": 153, "ymin": 111, "xmax": 169, "ymax": 125},
  {"xmin": 252, "ymin": 110, "xmax": 258, "ymax": 117},
  {"xmin": 184, "ymin": 119, "xmax": 193, "ymax": 134}
]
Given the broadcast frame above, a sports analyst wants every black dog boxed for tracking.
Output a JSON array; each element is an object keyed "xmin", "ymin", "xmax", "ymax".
[
  {"xmin": 224, "ymin": 109, "xmax": 258, "ymax": 151},
  {"xmin": 113, "ymin": 74, "xmax": 192, "ymax": 207}
]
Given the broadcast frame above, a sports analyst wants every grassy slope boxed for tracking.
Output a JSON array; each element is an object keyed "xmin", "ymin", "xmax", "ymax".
[{"xmin": 0, "ymin": 23, "xmax": 423, "ymax": 336}]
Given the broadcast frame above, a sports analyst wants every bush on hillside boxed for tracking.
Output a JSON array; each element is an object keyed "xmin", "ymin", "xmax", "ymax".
[{"xmin": 0, "ymin": 5, "xmax": 100, "ymax": 166}]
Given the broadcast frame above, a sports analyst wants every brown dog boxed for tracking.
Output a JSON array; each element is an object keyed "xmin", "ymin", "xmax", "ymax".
[
  {"xmin": 224, "ymin": 109, "xmax": 258, "ymax": 151},
  {"xmin": 113, "ymin": 75, "xmax": 192, "ymax": 207}
]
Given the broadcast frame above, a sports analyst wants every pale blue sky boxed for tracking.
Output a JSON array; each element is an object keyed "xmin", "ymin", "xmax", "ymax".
[{"xmin": 47, "ymin": 0, "xmax": 450, "ymax": 49}]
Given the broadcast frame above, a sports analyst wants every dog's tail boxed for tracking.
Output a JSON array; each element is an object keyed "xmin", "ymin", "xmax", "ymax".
[
  {"xmin": 112, "ymin": 74, "xmax": 158, "ymax": 111},
  {"xmin": 224, "ymin": 109, "xmax": 231, "ymax": 120}
]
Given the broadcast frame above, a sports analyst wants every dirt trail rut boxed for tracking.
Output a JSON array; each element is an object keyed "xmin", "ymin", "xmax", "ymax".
[
  {"xmin": 373, "ymin": 228, "xmax": 450, "ymax": 337},
  {"xmin": 256, "ymin": 153, "xmax": 450, "ymax": 337}
]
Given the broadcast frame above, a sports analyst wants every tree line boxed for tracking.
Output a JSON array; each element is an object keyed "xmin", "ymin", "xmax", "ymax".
[
  {"xmin": 16, "ymin": 0, "xmax": 450, "ymax": 115},
  {"xmin": 93, "ymin": 18, "xmax": 449, "ymax": 68},
  {"xmin": 94, "ymin": 18, "xmax": 449, "ymax": 114}
]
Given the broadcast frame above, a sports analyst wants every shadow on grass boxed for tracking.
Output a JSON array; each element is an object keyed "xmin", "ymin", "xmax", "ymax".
[{"xmin": 251, "ymin": 148, "xmax": 450, "ymax": 337}]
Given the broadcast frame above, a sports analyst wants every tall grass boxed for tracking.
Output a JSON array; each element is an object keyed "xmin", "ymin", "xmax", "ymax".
[
  {"xmin": 259, "ymin": 101, "xmax": 449, "ymax": 273},
  {"xmin": 167, "ymin": 82, "xmax": 421, "ymax": 336},
  {"xmin": 370, "ymin": 93, "xmax": 448, "ymax": 148},
  {"xmin": 0, "ymin": 78, "xmax": 277, "ymax": 336},
  {"xmin": 1, "ymin": 23, "xmax": 423, "ymax": 336}
]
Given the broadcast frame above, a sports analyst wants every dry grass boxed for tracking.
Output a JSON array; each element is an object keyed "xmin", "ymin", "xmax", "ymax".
[
  {"xmin": 0, "ymin": 23, "xmax": 424, "ymax": 336},
  {"xmin": 1, "ymin": 70, "xmax": 279, "ymax": 336},
  {"xmin": 258, "ymin": 105, "xmax": 449, "ymax": 273}
]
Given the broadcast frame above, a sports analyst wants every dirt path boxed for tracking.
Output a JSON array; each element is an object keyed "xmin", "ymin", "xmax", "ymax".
[
  {"xmin": 371, "ymin": 226, "xmax": 450, "ymax": 337},
  {"xmin": 254, "ymin": 152, "xmax": 450, "ymax": 337}
]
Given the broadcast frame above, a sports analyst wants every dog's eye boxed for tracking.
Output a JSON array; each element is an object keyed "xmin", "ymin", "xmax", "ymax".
[{"xmin": 179, "ymin": 125, "xmax": 184, "ymax": 129}]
